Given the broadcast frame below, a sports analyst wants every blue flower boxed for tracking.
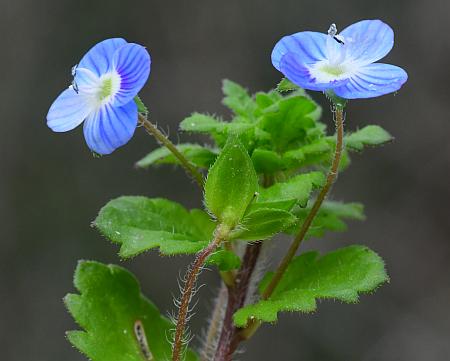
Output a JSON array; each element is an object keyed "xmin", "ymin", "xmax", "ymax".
[
  {"xmin": 47, "ymin": 38, "xmax": 151, "ymax": 154},
  {"xmin": 272, "ymin": 20, "xmax": 408, "ymax": 99}
]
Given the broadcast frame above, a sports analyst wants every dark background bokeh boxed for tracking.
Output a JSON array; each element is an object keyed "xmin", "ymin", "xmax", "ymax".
[{"xmin": 1, "ymin": 0, "xmax": 449, "ymax": 360}]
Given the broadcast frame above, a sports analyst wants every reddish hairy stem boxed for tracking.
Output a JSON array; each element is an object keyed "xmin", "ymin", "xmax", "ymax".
[{"xmin": 172, "ymin": 233, "xmax": 224, "ymax": 361}]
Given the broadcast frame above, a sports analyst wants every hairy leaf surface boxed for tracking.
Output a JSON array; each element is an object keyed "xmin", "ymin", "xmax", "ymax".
[
  {"xmin": 204, "ymin": 137, "xmax": 258, "ymax": 228},
  {"xmin": 287, "ymin": 201, "xmax": 365, "ymax": 238},
  {"xmin": 65, "ymin": 261, "xmax": 198, "ymax": 361},
  {"xmin": 95, "ymin": 196, "xmax": 214, "ymax": 258},
  {"xmin": 230, "ymin": 208, "xmax": 297, "ymax": 241},
  {"xmin": 346, "ymin": 125, "xmax": 393, "ymax": 151},
  {"xmin": 233, "ymin": 246, "xmax": 388, "ymax": 326},
  {"xmin": 136, "ymin": 144, "xmax": 218, "ymax": 169},
  {"xmin": 257, "ymin": 171, "xmax": 325, "ymax": 208}
]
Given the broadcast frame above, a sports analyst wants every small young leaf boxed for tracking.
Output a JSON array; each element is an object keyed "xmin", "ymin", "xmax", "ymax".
[
  {"xmin": 180, "ymin": 113, "xmax": 224, "ymax": 133},
  {"xmin": 257, "ymin": 171, "xmax": 325, "ymax": 208},
  {"xmin": 255, "ymin": 91, "xmax": 282, "ymax": 111},
  {"xmin": 204, "ymin": 137, "xmax": 258, "ymax": 228},
  {"xmin": 134, "ymin": 95, "xmax": 148, "ymax": 115},
  {"xmin": 206, "ymin": 249, "xmax": 241, "ymax": 271},
  {"xmin": 222, "ymin": 79, "xmax": 256, "ymax": 118},
  {"xmin": 95, "ymin": 196, "xmax": 214, "ymax": 258},
  {"xmin": 251, "ymin": 148, "xmax": 285, "ymax": 173},
  {"xmin": 276, "ymin": 78, "xmax": 300, "ymax": 93},
  {"xmin": 345, "ymin": 125, "xmax": 393, "ymax": 151},
  {"xmin": 259, "ymin": 95, "xmax": 319, "ymax": 151},
  {"xmin": 246, "ymin": 200, "xmax": 297, "ymax": 212},
  {"xmin": 282, "ymin": 138, "xmax": 332, "ymax": 169},
  {"xmin": 288, "ymin": 201, "xmax": 365, "ymax": 238},
  {"xmin": 233, "ymin": 245, "xmax": 388, "ymax": 326},
  {"xmin": 65, "ymin": 261, "xmax": 198, "ymax": 361},
  {"xmin": 136, "ymin": 144, "xmax": 218, "ymax": 169},
  {"xmin": 230, "ymin": 208, "xmax": 297, "ymax": 241}
]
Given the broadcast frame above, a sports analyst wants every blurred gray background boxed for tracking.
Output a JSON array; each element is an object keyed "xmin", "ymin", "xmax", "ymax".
[{"xmin": 1, "ymin": 0, "xmax": 449, "ymax": 360}]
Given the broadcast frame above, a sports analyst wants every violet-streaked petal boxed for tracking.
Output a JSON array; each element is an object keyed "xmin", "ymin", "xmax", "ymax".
[
  {"xmin": 280, "ymin": 52, "xmax": 349, "ymax": 92},
  {"xmin": 112, "ymin": 43, "xmax": 151, "ymax": 106},
  {"xmin": 341, "ymin": 20, "xmax": 394, "ymax": 65},
  {"xmin": 272, "ymin": 32, "xmax": 327, "ymax": 71},
  {"xmin": 78, "ymin": 38, "xmax": 127, "ymax": 77},
  {"xmin": 333, "ymin": 63, "xmax": 408, "ymax": 99},
  {"xmin": 47, "ymin": 88, "xmax": 93, "ymax": 132},
  {"xmin": 83, "ymin": 100, "xmax": 138, "ymax": 154}
]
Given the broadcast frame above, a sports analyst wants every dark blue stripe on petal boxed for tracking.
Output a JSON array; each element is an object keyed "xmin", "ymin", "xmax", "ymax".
[
  {"xmin": 112, "ymin": 43, "xmax": 151, "ymax": 106},
  {"xmin": 78, "ymin": 38, "xmax": 127, "ymax": 76}
]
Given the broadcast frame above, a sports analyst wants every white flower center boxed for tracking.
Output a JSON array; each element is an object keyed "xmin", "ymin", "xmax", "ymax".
[
  {"xmin": 306, "ymin": 23, "xmax": 361, "ymax": 84},
  {"xmin": 72, "ymin": 68, "xmax": 121, "ymax": 110},
  {"xmin": 96, "ymin": 72, "xmax": 121, "ymax": 105},
  {"xmin": 309, "ymin": 60, "xmax": 352, "ymax": 83},
  {"xmin": 318, "ymin": 63, "xmax": 347, "ymax": 77}
]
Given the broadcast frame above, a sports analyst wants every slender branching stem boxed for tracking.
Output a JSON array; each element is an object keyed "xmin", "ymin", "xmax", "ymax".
[
  {"xmin": 214, "ymin": 241, "xmax": 263, "ymax": 361},
  {"xmin": 138, "ymin": 114, "xmax": 204, "ymax": 188},
  {"xmin": 172, "ymin": 227, "xmax": 227, "ymax": 361},
  {"xmin": 239, "ymin": 105, "xmax": 346, "ymax": 340}
]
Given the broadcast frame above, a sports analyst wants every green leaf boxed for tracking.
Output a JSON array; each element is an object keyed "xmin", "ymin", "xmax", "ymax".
[
  {"xmin": 233, "ymin": 245, "xmax": 388, "ymax": 326},
  {"xmin": 251, "ymin": 148, "xmax": 285, "ymax": 173},
  {"xmin": 134, "ymin": 96, "xmax": 148, "ymax": 115},
  {"xmin": 204, "ymin": 137, "xmax": 258, "ymax": 228},
  {"xmin": 95, "ymin": 196, "xmax": 215, "ymax": 258},
  {"xmin": 254, "ymin": 91, "xmax": 282, "ymax": 111},
  {"xmin": 136, "ymin": 144, "xmax": 218, "ymax": 169},
  {"xmin": 338, "ymin": 148, "xmax": 351, "ymax": 171},
  {"xmin": 222, "ymin": 79, "xmax": 256, "ymax": 118},
  {"xmin": 259, "ymin": 95, "xmax": 319, "ymax": 151},
  {"xmin": 257, "ymin": 171, "xmax": 325, "ymax": 208},
  {"xmin": 180, "ymin": 113, "xmax": 224, "ymax": 133},
  {"xmin": 206, "ymin": 249, "xmax": 241, "ymax": 271},
  {"xmin": 179, "ymin": 113, "xmax": 254, "ymax": 150},
  {"xmin": 94, "ymin": 196, "xmax": 241, "ymax": 271},
  {"xmin": 246, "ymin": 200, "xmax": 297, "ymax": 212},
  {"xmin": 65, "ymin": 261, "xmax": 198, "ymax": 361},
  {"xmin": 276, "ymin": 78, "xmax": 300, "ymax": 93},
  {"xmin": 323, "ymin": 126, "xmax": 390, "ymax": 171},
  {"xmin": 345, "ymin": 125, "xmax": 393, "ymax": 151},
  {"xmin": 282, "ymin": 138, "xmax": 332, "ymax": 169},
  {"xmin": 230, "ymin": 208, "xmax": 297, "ymax": 241},
  {"xmin": 289, "ymin": 201, "xmax": 365, "ymax": 238}
]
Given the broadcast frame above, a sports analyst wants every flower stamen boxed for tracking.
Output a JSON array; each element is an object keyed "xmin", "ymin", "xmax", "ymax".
[
  {"xmin": 99, "ymin": 78, "xmax": 113, "ymax": 100},
  {"xmin": 319, "ymin": 63, "xmax": 346, "ymax": 77},
  {"xmin": 96, "ymin": 72, "xmax": 121, "ymax": 104}
]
